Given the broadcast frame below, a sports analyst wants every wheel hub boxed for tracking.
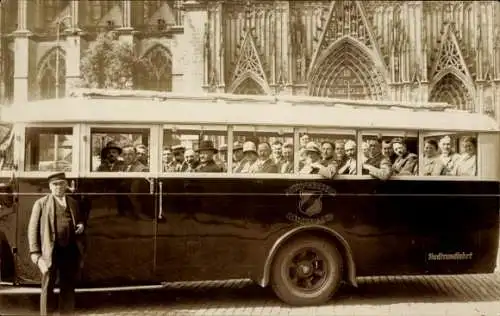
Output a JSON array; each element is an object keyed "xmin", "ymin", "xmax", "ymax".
[{"xmin": 296, "ymin": 261, "xmax": 314, "ymax": 278}]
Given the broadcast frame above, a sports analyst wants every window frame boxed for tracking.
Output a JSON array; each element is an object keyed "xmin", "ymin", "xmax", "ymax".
[
  {"xmin": 17, "ymin": 123, "xmax": 80, "ymax": 179},
  {"xmin": 82, "ymin": 123, "xmax": 159, "ymax": 178},
  {"xmin": 160, "ymin": 123, "xmax": 229, "ymax": 176},
  {"xmin": 418, "ymin": 130, "xmax": 479, "ymax": 180}
]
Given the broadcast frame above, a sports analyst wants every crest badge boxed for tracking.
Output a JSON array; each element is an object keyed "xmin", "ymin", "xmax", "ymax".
[{"xmin": 286, "ymin": 182, "xmax": 336, "ymax": 224}]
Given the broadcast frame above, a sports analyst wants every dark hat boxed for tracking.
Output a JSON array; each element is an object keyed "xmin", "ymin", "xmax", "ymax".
[
  {"xmin": 102, "ymin": 141, "xmax": 122, "ymax": 155},
  {"xmin": 196, "ymin": 140, "xmax": 218, "ymax": 153},
  {"xmin": 48, "ymin": 172, "xmax": 67, "ymax": 183}
]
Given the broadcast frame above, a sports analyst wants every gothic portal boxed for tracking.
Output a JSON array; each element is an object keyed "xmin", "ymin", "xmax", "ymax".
[{"xmin": 0, "ymin": 1, "xmax": 499, "ymax": 117}]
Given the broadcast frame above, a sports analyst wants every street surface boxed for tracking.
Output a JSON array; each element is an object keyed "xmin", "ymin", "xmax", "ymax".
[{"xmin": 1, "ymin": 274, "xmax": 500, "ymax": 315}]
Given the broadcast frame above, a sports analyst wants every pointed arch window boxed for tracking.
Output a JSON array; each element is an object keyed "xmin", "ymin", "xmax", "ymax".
[
  {"xmin": 138, "ymin": 45, "xmax": 173, "ymax": 92},
  {"xmin": 37, "ymin": 48, "xmax": 66, "ymax": 100},
  {"xmin": 88, "ymin": 0, "xmax": 119, "ymax": 25},
  {"xmin": 1, "ymin": 49, "xmax": 14, "ymax": 104},
  {"xmin": 429, "ymin": 73, "xmax": 472, "ymax": 112},
  {"xmin": 308, "ymin": 38, "xmax": 386, "ymax": 100},
  {"xmin": 233, "ymin": 77, "xmax": 265, "ymax": 95}
]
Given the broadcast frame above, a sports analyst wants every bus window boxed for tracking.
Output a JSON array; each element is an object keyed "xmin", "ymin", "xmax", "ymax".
[
  {"xmin": 24, "ymin": 127, "xmax": 73, "ymax": 172},
  {"xmin": 162, "ymin": 126, "xmax": 227, "ymax": 173},
  {"xmin": 298, "ymin": 129, "xmax": 357, "ymax": 175},
  {"xmin": 361, "ymin": 131, "xmax": 418, "ymax": 176},
  {"xmin": 232, "ymin": 126, "xmax": 294, "ymax": 174},
  {"xmin": 422, "ymin": 133, "xmax": 477, "ymax": 176},
  {"xmin": 90, "ymin": 128, "xmax": 150, "ymax": 172}
]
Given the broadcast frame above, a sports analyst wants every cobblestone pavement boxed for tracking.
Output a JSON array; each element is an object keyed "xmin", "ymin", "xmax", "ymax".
[{"xmin": 1, "ymin": 274, "xmax": 500, "ymax": 316}]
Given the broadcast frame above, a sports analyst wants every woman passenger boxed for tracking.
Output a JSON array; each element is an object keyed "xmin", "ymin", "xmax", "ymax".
[
  {"xmin": 422, "ymin": 139, "xmax": 445, "ymax": 176},
  {"xmin": 439, "ymin": 135, "xmax": 460, "ymax": 175},
  {"xmin": 453, "ymin": 136, "xmax": 477, "ymax": 176}
]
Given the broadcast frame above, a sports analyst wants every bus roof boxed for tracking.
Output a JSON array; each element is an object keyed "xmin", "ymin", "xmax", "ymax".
[{"xmin": 1, "ymin": 89, "xmax": 498, "ymax": 133}]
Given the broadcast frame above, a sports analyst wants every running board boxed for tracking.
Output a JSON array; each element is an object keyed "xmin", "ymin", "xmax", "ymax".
[{"xmin": 0, "ymin": 278, "xmax": 253, "ymax": 295}]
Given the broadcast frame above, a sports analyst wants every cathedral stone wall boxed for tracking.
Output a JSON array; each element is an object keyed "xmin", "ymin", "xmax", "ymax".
[{"xmin": 0, "ymin": 1, "xmax": 499, "ymax": 121}]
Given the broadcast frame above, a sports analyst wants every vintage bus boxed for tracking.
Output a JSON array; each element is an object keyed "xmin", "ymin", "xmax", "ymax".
[{"xmin": 0, "ymin": 89, "xmax": 498, "ymax": 306}]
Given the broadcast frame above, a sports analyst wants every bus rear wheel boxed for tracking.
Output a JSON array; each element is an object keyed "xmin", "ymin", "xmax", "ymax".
[{"xmin": 270, "ymin": 236, "xmax": 343, "ymax": 306}]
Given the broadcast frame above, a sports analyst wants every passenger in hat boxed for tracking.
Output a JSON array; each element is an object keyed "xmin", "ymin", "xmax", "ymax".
[
  {"xmin": 299, "ymin": 142, "xmax": 338, "ymax": 179},
  {"xmin": 239, "ymin": 141, "xmax": 259, "ymax": 173},
  {"xmin": 232, "ymin": 141, "xmax": 245, "ymax": 173},
  {"xmin": 195, "ymin": 140, "xmax": 223, "ymax": 172},
  {"xmin": 97, "ymin": 141, "xmax": 124, "ymax": 172},
  {"xmin": 27, "ymin": 172, "xmax": 86, "ymax": 315},
  {"xmin": 166, "ymin": 144, "xmax": 186, "ymax": 172}
]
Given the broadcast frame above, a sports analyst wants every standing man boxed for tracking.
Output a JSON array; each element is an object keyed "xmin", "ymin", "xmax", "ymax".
[{"xmin": 28, "ymin": 172, "xmax": 85, "ymax": 315}]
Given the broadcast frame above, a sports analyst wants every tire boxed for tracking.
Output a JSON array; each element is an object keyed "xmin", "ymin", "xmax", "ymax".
[{"xmin": 270, "ymin": 236, "xmax": 343, "ymax": 306}]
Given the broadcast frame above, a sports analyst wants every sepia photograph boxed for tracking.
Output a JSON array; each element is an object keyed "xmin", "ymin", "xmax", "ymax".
[{"xmin": 0, "ymin": 0, "xmax": 500, "ymax": 315}]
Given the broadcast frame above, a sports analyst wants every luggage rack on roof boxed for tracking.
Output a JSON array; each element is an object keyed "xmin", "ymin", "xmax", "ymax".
[{"xmin": 68, "ymin": 88, "xmax": 454, "ymax": 112}]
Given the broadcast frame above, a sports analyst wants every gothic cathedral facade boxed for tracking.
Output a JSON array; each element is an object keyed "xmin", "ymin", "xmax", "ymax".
[{"xmin": 0, "ymin": 1, "xmax": 499, "ymax": 118}]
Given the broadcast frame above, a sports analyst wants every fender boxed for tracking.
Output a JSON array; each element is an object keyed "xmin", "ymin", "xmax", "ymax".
[{"xmin": 258, "ymin": 224, "xmax": 357, "ymax": 288}]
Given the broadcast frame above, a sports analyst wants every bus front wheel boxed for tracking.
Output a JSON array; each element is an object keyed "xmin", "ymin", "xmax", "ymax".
[{"xmin": 270, "ymin": 236, "xmax": 343, "ymax": 306}]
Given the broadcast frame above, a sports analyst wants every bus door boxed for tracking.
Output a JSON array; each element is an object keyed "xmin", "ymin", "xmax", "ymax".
[
  {"xmin": 77, "ymin": 126, "xmax": 157, "ymax": 286},
  {"xmin": 0, "ymin": 172, "xmax": 17, "ymax": 284}
]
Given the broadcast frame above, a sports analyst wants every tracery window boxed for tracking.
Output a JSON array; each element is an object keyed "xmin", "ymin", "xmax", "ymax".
[
  {"xmin": 429, "ymin": 74, "xmax": 472, "ymax": 112},
  {"xmin": 308, "ymin": 39, "xmax": 385, "ymax": 100},
  {"xmin": 37, "ymin": 48, "xmax": 66, "ymax": 100},
  {"xmin": 39, "ymin": 0, "xmax": 68, "ymax": 27},
  {"xmin": 233, "ymin": 78, "xmax": 265, "ymax": 95},
  {"xmin": 137, "ymin": 45, "xmax": 173, "ymax": 92},
  {"xmin": 88, "ymin": 1, "xmax": 119, "ymax": 25}
]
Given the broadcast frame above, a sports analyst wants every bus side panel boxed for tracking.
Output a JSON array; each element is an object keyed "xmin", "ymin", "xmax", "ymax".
[
  {"xmin": 0, "ymin": 176, "xmax": 16, "ymax": 283},
  {"xmin": 344, "ymin": 179, "xmax": 500, "ymax": 277},
  {"xmin": 155, "ymin": 177, "xmax": 297, "ymax": 282},
  {"xmin": 78, "ymin": 177, "xmax": 157, "ymax": 287}
]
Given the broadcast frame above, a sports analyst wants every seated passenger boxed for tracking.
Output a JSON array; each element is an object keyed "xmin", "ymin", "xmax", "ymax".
[
  {"xmin": 195, "ymin": 140, "xmax": 223, "ymax": 172},
  {"xmin": 135, "ymin": 144, "xmax": 148, "ymax": 166},
  {"xmin": 333, "ymin": 140, "xmax": 346, "ymax": 166},
  {"xmin": 162, "ymin": 147, "xmax": 173, "ymax": 172},
  {"xmin": 182, "ymin": 149, "xmax": 199, "ymax": 172},
  {"xmin": 239, "ymin": 141, "xmax": 259, "ymax": 173},
  {"xmin": 97, "ymin": 142, "xmax": 124, "ymax": 172},
  {"xmin": 232, "ymin": 141, "xmax": 245, "ymax": 172},
  {"xmin": 453, "ymin": 136, "xmax": 477, "ymax": 176},
  {"xmin": 122, "ymin": 144, "xmax": 148, "ymax": 172},
  {"xmin": 299, "ymin": 142, "xmax": 338, "ymax": 179},
  {"xmin": 391, "ymin": 138, "xmax": 418, "ymax": 175},
  {"xmin": 279, "ymin": 143, "xmax": 294, "ymax": 173},
  {"xmin": 362, "ymin": 138, "xmax": 392, "ymax": 180},
  {"xmin": 272, "ymin": 141, "xmax": 284, "ymax": 165},
  {"xmin": 338, "ymin": 140, "xmax": 357, "ymax": 175},
  {"xmin": 321, "ymin": 141, "xmax": 335, "ymax": 166},
  {"xmin": 217, "ymin": 144, "xmax": 228, "ymax": 171},
  {"xmin": 166, "ymin": 145, "xmax": 185, "ymax": 172},
  {"xmin": 422, "ymin": 139, "xmax": 445, "ymax": 176},
  {"xmin": 253, "ymin": 142, "xmax": 278, "ymax": 173},
  {"xmin": 439, "ymin": 135, "xmax": 460, "ymax": 175}
]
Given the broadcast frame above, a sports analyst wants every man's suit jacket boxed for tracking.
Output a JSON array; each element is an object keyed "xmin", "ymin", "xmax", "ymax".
[{"xmin": 27, "ymin": 194, "xmax": 85, "ymax": 269}]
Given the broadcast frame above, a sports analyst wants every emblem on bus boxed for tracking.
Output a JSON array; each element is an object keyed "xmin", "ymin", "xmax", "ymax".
[{"xmin": 285, "ymin": 182, "xmax": 336, "ymax": 225}]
